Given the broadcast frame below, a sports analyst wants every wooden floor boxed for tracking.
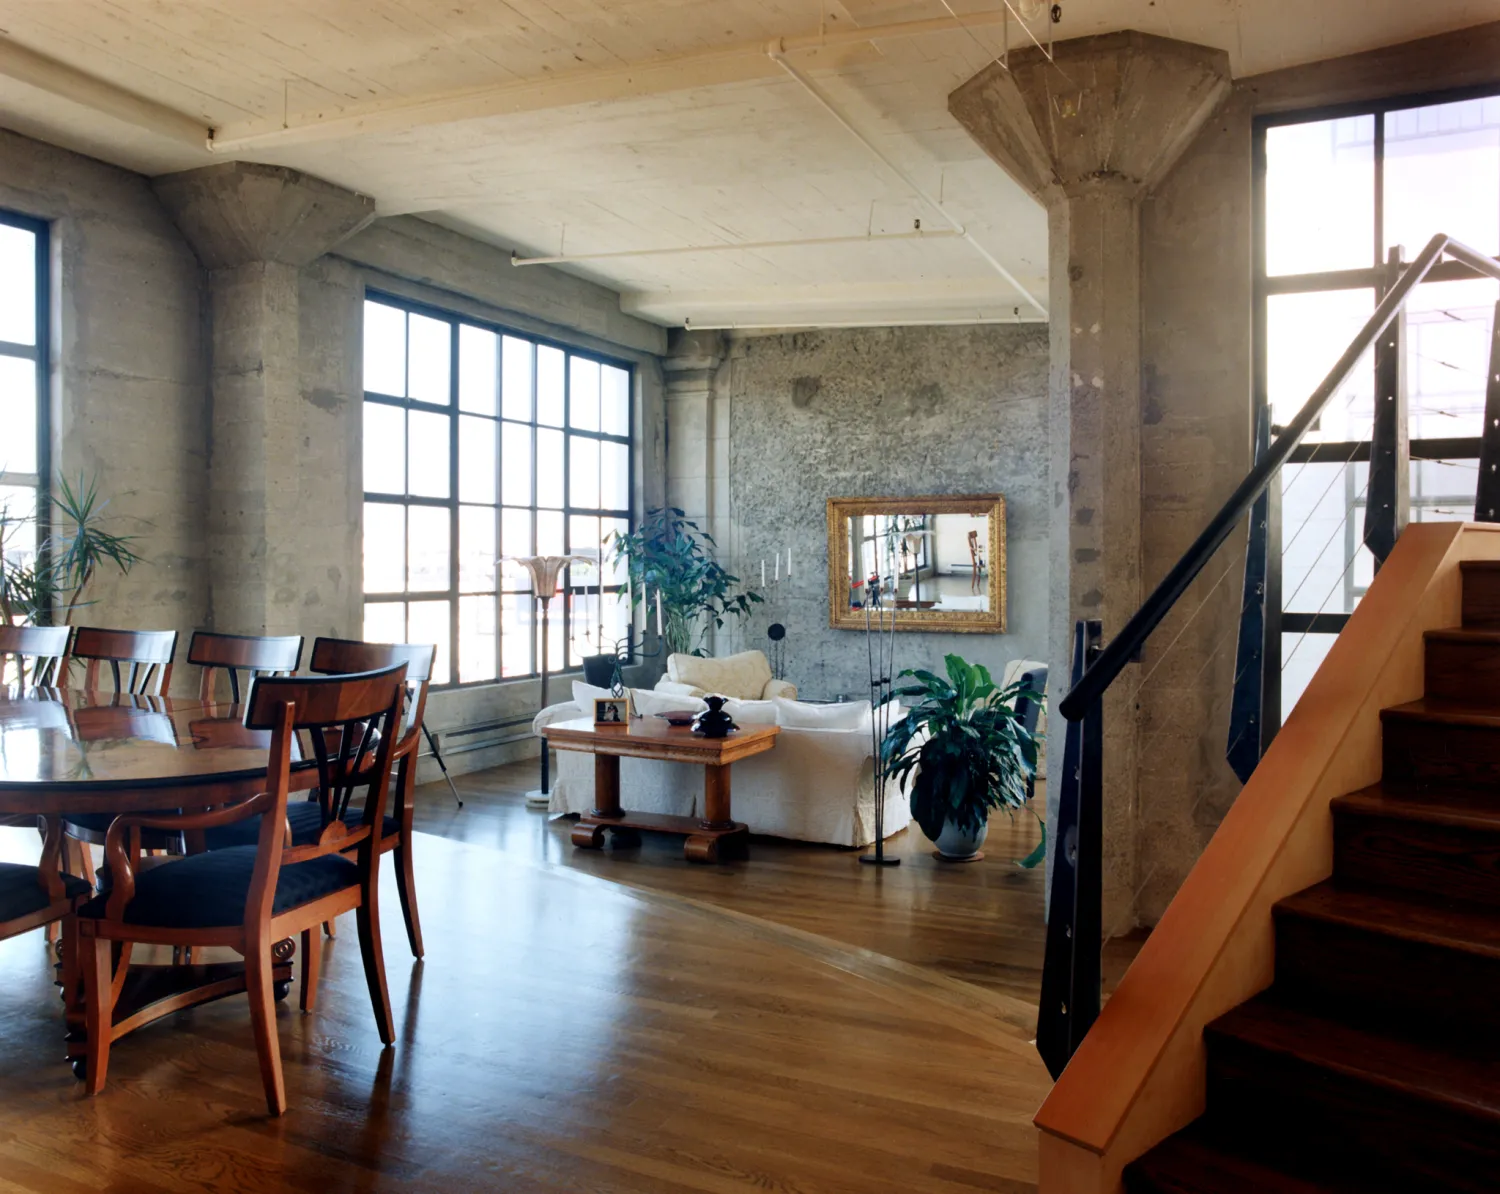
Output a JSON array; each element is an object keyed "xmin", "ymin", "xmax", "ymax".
[{"xmin": 0, "ymin": 760, "xmax": 1084, "ymax": 1193}]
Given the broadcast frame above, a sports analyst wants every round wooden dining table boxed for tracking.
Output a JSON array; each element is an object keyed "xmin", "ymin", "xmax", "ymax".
[{"xmin": 0, "ymin": 685, "xmax": 316, "ymax": 1075}]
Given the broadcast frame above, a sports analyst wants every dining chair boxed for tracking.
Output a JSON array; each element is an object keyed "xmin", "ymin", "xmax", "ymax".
[
  {"xmin": 76, "ymin": 663, "xmax": 407, "ymax": 1115},
  {"xmin": 1, "ymin": 815, "xmax": 90, "ymax": 978},
  {"xmin": 0, "ymin": 624, "xmax": 72, "ymax": 688},
  {"xmin": 188, "ymin": 631, "xmax": 303, "ymax": 704},
  {"xmin": 62, "ymin": 629, "xmax": 182, "ymax": 879},
  {"xmin": 68, "ymin": 627, "xmax": 178, "ymax": 695},
  {"xmin": 309, "ymin": 637, "xmax": 435, "ymax": 960}
]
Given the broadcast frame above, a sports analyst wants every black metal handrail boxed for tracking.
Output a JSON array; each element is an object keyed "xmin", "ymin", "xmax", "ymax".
[{"xmin": 1057, "ymin": 233, "xmax": 1500, "ymax": 723}]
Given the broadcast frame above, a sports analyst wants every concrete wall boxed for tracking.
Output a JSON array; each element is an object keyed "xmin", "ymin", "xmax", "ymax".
[
  {"xmin": 0, "ymin": 127, "xmax": 208, "ymax": 679},
  {"xmin": 697, "ymin": 324, "xmax": 1051, "ymax": 701}
]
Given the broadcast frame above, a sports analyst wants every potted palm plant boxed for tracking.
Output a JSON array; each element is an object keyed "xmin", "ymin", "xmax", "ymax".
[{"xmin": 881, "ymin": 654, "xmax": 1043, "ymax": 864}]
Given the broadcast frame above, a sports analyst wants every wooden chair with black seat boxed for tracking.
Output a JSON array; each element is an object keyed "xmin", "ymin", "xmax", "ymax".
[
  {"xmin": 75, "ymin": 664, "xmax": 408, "ymax": 1115},
  {"xmin": 307, "ymin": 637, "xmax": 435, "ymax": 960},
  {"xmin": 1, "ymin": 815, "xmax": 90, "ymax": 986},
  {"xmin": 188, "ymin": 630, "xmax": 304, "ymax": 705},
  {"xmin": 59, "ymin": 628, "xmax": 180, "ymax": 884},
  {"xmin": 0, "ymin": 624, "xmax": 72, "ymax": 688}
]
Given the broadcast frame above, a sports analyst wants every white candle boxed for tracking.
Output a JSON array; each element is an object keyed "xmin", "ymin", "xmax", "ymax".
[
  {"xmin": 596, "ymin": 556, "xmax": 604, "ymax": 646},
  {"xmin": 655, "ymin": 588, "xmax": 664, "ymax": 638},
  {"xmin": 787, "ymin": 546, "xmax": 792, "ymax": 578},
  {"xmin": 775, "ymin": 554, "xmax": 780, "ymax": 582},
  {"xmin": 761, "ymin": 559, "xmax": 766, "ymax": 586}
]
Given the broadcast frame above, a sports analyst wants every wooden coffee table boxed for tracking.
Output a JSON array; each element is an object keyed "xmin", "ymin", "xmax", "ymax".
[{"xmin": 542, "ymin": 717, "xmax": 779, "ymax": 862}]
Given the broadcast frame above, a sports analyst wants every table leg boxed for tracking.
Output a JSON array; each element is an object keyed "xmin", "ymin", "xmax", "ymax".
[
  {"xmin": 592, "ymin": 753, "xmax": 622, "ymax": 819},
  {"xmin": 701, "ymin": 763, "xmax": 733, "ymax": 829}
]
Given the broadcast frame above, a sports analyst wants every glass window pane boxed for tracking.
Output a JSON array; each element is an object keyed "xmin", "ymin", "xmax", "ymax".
[
  {"xmin": 569, "ymin": 357, "xmax": 600, "ymax": 431},
  {"xmin": 501, "ymin": 508, "xmax": 532, "ymax": 587},
  {"xmin": 602, "ymin": 517, "xmax": 630, "ymax": 586},
  {"xmin": 1385, "ymin": 97, "xmax": 1500, "ymax": 261},
  {"xmin": 407, "ymin": 505, "xmax": 451, "ymax": 592},
  {"xmin": 1281, "ymin": 460, "xmax": 1370, "ymax": 617},
  {"xmin": 1406, "ymin": 277, "xmax": 1499, "ymax": 440},
  {"xmin": 363, "ymin": 301, "xmax": 406, "ymax": 397},
  {"xmin": 1282, "ymin": 632, "xmax": 1338, "ymax": 721},
  {"xmin": 1412, "ymin": 459, "xmax": 1478, "ymax": 522},
  {"xmin": 363, "ymin": 502, "xmax": 405, "ymax": 593},
  {"xmin": 1267, "ymin": 289, "xmax": 1375, "ymax": 442},
  {"xmin": 363, "ymin": 402, "xmax": 405, "ymax": 494},
  {"xmin": 569, "ymin": 436, "xmax": 600, "ymax": 509},
  {"xmin": 408, "ymin": 410, "xmax": 450, "ymax": 498},
  {"xmin": 569, "ymin": 514, "xmax": 602, "ymax": 575},
  {"xmin": 407, "ymin": 313, "xmax": 451, "ymax": 405},
  {"xmin": 601, "ymin": 365, "xmax": 630, "ymax": 437},
  {"xmin": 569, "ymin": 589, "xmax": 600, "ymax": 667},
  {"xmin": 0, "ymin": 484, "xmax": 37, "ymax": 568},
  {"xmin": 458, "ymin": 415, "xmax": 497, "ymax": 504},
  {"xmin": 537, "ymin": 509, "xmax": 564, "ymax": 557},
  {"xmin": 501, "ymin": 594, "xmax": 533, "ymax": 676},
  {"xmin": 408, "ymin": 599, "xmax": 451, "ymax": 684},
  {"xmin": 501, "ymin": 422, "xmax": 532, "ymax": 506},
  {"xmin": 364, "ymin": 600, "xmax": 406, "ymax": 645},
  {"xmin": 1265, "ymin": 115, "xmax": 1375, "ymax": 276},
  {"xmin": 459, "ymin": 595, "xmax": 497, "ymax": 683},
  {"xmin": 536, "ymin": 428, "xmax": 564, "ymax": 508},
  {"xmin": 537, "ymin": 345, "xmax": 565, "ymax": 427},
  {"xmin": 458, "ymin": 324, "xmax": 498, "ymax": 415},
  {"xmin": 600, "ymin": 440, "xmax": 629, "ymax": 512},
  {"xmin": 459, "ymin": 504, "xmax": 496, "ymax": 592},
  {"xmin": 502, "ymin": 336, "xmax": 533, "ymax": 421},
  {"xmin": 0, "ymin": 356, "xmax": 37, "ymax": 474},
  {"xmin": 0, "ymin": 224, "xmax": 36, "ymax": 346}
]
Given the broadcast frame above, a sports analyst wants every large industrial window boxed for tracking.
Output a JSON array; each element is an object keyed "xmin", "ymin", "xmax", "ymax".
[
  {"xmin": 361, "ymin": 294, "xmax": 633, "ymax": 687},
  {"xmin": 0, "ymin": 210, "xmax": 48, "ymax": 621},
  {"xmin": 1256, "ymin": 88, "xmax": 1500, "ymax": 718}
]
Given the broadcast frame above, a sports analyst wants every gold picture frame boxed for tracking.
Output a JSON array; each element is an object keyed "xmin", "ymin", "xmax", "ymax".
[{"xmin": 827, "ymin": 494, "xmax": 1006, "ymax": 634}]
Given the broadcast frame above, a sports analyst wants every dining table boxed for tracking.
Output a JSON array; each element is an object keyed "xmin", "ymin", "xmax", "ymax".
[{"xmin": 0, "ymin": 684, "xmax": 318, "ymax": 1076}]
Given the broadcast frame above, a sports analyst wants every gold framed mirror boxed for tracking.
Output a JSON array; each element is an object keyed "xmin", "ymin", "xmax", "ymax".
[{"xmin": 826, "ymin": 494, "xmax": 1006, "ymax": 633}]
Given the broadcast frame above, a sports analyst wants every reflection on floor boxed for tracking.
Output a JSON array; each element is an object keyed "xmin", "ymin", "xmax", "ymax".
[{"xmin": 0, "ymin": 762, "xmax": 1139, "ymax": 1192}]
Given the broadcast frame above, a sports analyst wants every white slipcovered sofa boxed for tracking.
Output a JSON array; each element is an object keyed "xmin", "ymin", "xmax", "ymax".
[{"xmin": 534, "ymin": 670, "xmax": 912, "ymax": 847}]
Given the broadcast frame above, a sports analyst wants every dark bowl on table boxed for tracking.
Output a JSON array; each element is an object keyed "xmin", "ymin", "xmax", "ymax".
[{"xmin": 659, "ymin": 711, "xmax": 697, "ymax": 727}]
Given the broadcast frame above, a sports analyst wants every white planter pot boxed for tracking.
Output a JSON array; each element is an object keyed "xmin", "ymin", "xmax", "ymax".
[{"xmin": 932, "ymin": 816, "xmax": 989, "ymax": 861}]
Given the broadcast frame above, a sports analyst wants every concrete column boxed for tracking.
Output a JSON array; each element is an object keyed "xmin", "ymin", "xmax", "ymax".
[
  {"xmin": 951, "ymin": 32, "xmax": 1230, "ymax": 926},
  {"xmin": 153, "ymin": 163, "xmax": 374, "ymax": 635}
]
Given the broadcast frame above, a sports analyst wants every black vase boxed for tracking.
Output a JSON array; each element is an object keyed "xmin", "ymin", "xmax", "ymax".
[
  {"xmin": 582, "ymin": 653, "xmax": 619, "ymax": 688},
  {"xmin": 692, "ymin": 695, "xmax": 736, "ymax": 739}
]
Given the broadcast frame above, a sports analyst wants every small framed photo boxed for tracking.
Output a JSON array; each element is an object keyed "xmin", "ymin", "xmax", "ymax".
[{"xmin": 593, "ymin": 695, "xmax": 631, "ymax": 726}]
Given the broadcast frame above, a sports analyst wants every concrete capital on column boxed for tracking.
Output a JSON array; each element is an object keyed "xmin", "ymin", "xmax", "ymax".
[{"xmin": 152, "ymin": 162, "xmax": 375, "ymax": 270}]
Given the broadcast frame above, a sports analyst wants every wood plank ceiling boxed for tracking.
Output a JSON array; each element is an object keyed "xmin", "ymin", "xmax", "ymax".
[{"xmin": 0, "ymin": 0, "xmax": 1494, "ymax": 328}]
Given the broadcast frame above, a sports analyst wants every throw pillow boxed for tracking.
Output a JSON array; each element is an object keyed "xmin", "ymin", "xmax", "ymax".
[
  {"xmin": 571, "ymin": 680, "xmax": 616, "ymax": 712},
  {"xmin": 772, "ymin": 697, "xmax": 872, "ymax": 730},
  {"xmin": 722, "ymin": 697, "xmax": 777, "ymax": 725},
  {"xmin": 631, "ymin": 688, "xmax": 707, "ymax": 717}
]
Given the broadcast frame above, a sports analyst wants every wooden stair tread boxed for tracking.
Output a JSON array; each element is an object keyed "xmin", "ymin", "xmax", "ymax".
[
  {"xmin": 1208, "ymin": 997, "xmax": 1500, "ymax": 1118},
  {"xmin": 1333, "ymin": 783, "xmax": 1500, "ymax": 829},
  {"xmin": 1127, "ymin": 1124, "xmax": 1370, "ymax": 1194},
  {"xmin": 1276, "ymin": 881, "xmax": 1500, "ymax": 958},
  {"xmin": 1425, "ymin": 627, "xmax": 1500, "ymax": 644},
  {"xmin": 1381, "ymin": 698, "xmax": 1500, "ymax": 728}
]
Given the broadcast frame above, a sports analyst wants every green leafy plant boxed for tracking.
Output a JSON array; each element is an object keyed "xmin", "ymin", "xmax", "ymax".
[
  {"xmin": 881, "ymin": 653, "xmax": 1044, "ymax": 867},
  {"xmin": 0, "ymin": 473, "xmax": 141, "ymax": 627},
  {"xmin": 607, "ymin": 507, "xmax": 761, "ymax": 656}
]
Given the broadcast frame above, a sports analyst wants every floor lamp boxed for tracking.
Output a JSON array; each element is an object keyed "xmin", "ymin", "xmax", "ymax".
[{"xmin": 508, "ymin": 554, "xmax": 593, "ymax": 809}]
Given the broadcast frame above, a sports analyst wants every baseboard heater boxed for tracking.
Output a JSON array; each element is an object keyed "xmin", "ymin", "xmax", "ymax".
[{"xmin": 423, "ymin": 715, "xmax": 538, "ymax": 759}]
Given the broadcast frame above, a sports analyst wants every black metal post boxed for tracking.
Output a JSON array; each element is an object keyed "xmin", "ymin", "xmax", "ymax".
[
  {"xmin": 1228, "ymin": 406, "xmax": 1270, "ymax": 783},
  {"xmin": 1475, "ymin": 299, "xmax": 1500, "ymax": 522},
  {"xmin": 1365, "ymin": 245, "xmax": 1409, "ymax": 567},
  {"xmin": 1037, "ymin": 619, "xmax": 1103, "ymax": 1080}
]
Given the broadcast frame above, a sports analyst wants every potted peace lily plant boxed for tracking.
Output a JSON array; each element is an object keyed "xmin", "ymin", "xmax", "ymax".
[{"xmin": 881, "ymin": 654, "xmax": 1043, "ymax": 865}]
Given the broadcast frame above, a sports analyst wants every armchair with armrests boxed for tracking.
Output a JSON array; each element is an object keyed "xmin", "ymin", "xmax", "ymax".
[
  {"xmin": 654, "ymin": 650, "xmax": 797, "ymax": 701},
  {"xmin": 75, "ymin": 665, "xmax": 407, "ymax": 1114}
]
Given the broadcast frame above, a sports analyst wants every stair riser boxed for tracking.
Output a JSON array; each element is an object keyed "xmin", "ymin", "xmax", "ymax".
[
  {"xmin": 1382, "ymin": 717, "xmax": 1500, "ymax": 793},
  {"xmin": 1274, "ymin": 911, "xmax": 1500, "ymax": 1036},
  {"xmin": 1334, "ymin": 809, "xmax": 1500, "ymax": 906},
  {"xmin": 1426, "ymin": 638, "xmax": 1500, "ymax": 705},
  {"xmin": 1206, "ymin": 1032, "xmax": 1500, "ymax": 1193},
  {"xmin": 1462, "ymin": 567, "xmax": 1500, "ymax": 629}
]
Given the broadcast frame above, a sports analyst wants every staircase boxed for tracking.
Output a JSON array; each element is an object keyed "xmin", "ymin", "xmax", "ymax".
[{"xmin": 1125, "ymin": 559, "xmax": 1500, "ymax": 1194}]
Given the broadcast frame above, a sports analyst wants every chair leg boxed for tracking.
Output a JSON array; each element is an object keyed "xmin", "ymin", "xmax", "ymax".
[
  {"xmin": 245, "ymin": 943, "xmax": 287, "ymax": 1116},
  {"xmin": 299, "ymin": 928, "xmax": 321, "ymax": 1014},
  {"xmin": 393, "ymin": 836, "xmax": 424, "ymax": 959},
  {"xmin": 323, "ymin": 919, "xmax": 336, "ymax": 939},
  {"xmin": 355, "ymin": 868, "xmax": 395, "ymax": 1045},
  {"xmin": 83, "ymin": 936, "xmax": 113, "ymax": 1095}
]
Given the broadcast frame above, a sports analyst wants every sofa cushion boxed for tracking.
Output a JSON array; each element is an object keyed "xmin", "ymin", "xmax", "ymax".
[
  {"xmin": 0, "ymin": 862, "xmax": 90, "ymax": 923},
  {"xmin": 723, "ymin": 697, "xmax": 777, "ymax": 726},
  {"xmin": 571, "ymin": 680, "xmax": 616, "ymax": 710},
  {"xmin": 667, "ymin": 650, "xmax": 773, "ymax": 701},
  {"xmin": 631, "ymin": 687, "xmax": 707, "ymax": 718},
  {"xmin": 773, "ymin": 697, "xmax": 871, "ymax": 730},
  {"xmin": 81, "ymin": 846, "xmax": 360, "ymax": 928}
]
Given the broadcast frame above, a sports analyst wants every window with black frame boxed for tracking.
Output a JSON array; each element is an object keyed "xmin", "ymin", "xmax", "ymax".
[
  {"xmin": 0, "ymin": 210, "xmax": 48, "ymax": 620},
  {"xmin": 361, "ymin": 295, "xmax": 633, "ymax": 687},
  {"xmin": 1257, "ymin": 89, "xmax": 1500, "ymax": 717}
]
